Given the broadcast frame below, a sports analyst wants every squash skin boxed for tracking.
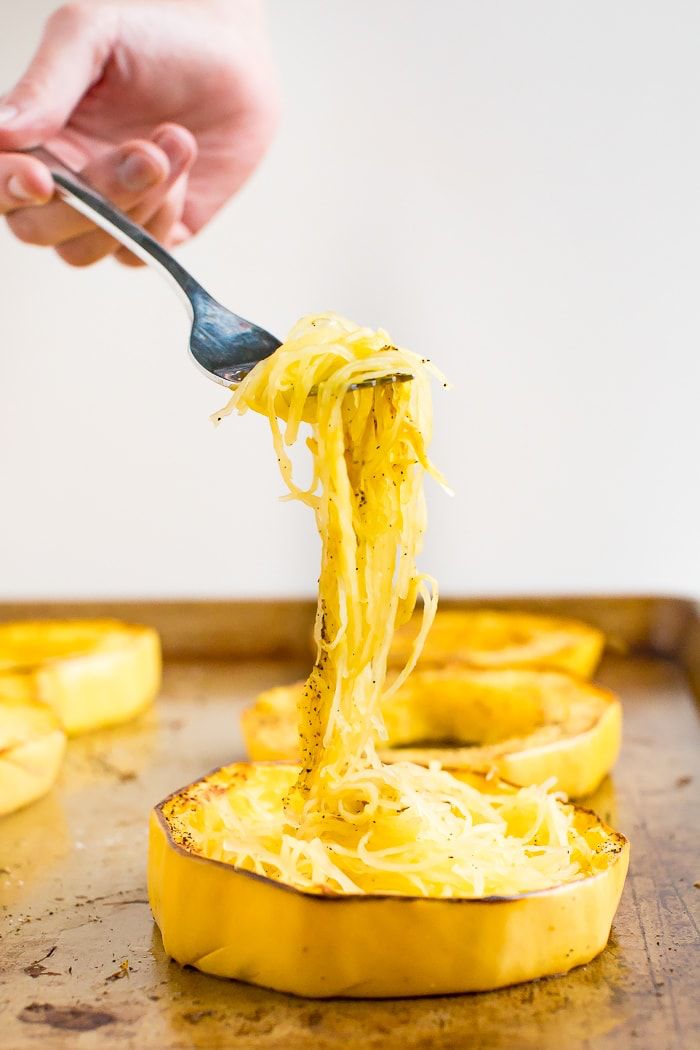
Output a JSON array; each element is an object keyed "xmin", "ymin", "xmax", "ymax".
[
  {"xmin": 148, "ymin": 762, "xmax": 629, "ymax": 999},
  {"xmin": 0, "ymin": 697, "xmax": 66, "ymax": 816},
  {"xmin": 242, "ymin": 668, "xmax": 622, "ymax": 798},
  {"xmin": 0, "ymin": 620, "xmax": 161, "ymax": 735},
  {"xmin": 389, "ymin": 610, "xmax": 605, "ymax": 678}
]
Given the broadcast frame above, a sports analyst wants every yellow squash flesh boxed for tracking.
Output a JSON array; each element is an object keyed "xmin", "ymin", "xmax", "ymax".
[
  {"xmin": 242, "ymin": 668, "xmax": 622, "ymax": 798},
  {"xmin": 148, "ymin": 762, "xmax": 629, "ymax": 999},
  {"xmin": 0, "ymin": 697, "xmax": 66, "ymax": 816},
  {"xmin": 0, "ymin": 619, "xmax": 161, "ymax": 735},
  {"xmin": 390, "ymin": 610, "xmax": 605, "ymax": 677}
]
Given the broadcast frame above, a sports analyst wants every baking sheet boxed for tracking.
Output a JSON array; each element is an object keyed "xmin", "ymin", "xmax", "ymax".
[{"xmin": 0, "ymin": 598, "xmax": 699, "ymax": 1049}]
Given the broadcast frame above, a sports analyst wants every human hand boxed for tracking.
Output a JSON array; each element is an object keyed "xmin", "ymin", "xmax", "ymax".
[{"xmin": 0, "ymin": 0, "xmax": 278, "ymax": 266}]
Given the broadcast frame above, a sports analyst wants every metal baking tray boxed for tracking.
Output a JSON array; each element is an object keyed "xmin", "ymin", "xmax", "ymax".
[{"xmin": 0, "ymin": 596, "xmax": 698, "ymax": 1049}]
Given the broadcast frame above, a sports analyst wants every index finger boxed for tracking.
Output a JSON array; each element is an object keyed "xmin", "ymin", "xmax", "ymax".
[{"xmin": 0, "ymin": 153, "xmax": 54, "ymax": 213}]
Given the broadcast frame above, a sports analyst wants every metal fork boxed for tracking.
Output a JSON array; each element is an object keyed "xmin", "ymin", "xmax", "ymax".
[{"xmin": 29, "ymin": 146, "xmax": 410, "ymax": 391}]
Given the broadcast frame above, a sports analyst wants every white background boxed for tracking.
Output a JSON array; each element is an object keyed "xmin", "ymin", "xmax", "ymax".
[{"xmin": 1, "ymin": 1, "xmax": 698, "ymax": 599}]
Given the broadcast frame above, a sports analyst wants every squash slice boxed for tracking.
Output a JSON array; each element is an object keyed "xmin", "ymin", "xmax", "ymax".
[
  {"xmin": 0, "ymin": 620, "xmax": 161, "ymax": 735},
  {"xmin": 390, "ymin": 609, "xmax": 605, "ymax": 677},
  {"xmin": 0, "ymin": 697, "xmax": 66, "ymax": 815},
  {"xmin": 242, "ymin": 668, "xmax": 621, "ymax": 798},
  {"xmin": 148, "ymin": 762, "xmax": 629, "ymax": 998}
]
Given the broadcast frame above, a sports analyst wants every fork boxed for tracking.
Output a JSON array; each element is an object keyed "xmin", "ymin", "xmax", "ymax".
[{"xmin": 29, "ymin": 146, "xmax": 410, "ymax": 391}]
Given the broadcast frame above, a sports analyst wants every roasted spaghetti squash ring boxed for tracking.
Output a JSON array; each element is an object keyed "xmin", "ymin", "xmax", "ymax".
[
  {"xmin": 148, "ymin": 762, "xmax": 629, "ymax": 999},
  {"xmin": 390, "ymin": 610, "xmax": 605, "ymax": 678},
  {"xmin": 0, "ymin": 620, "xmax": 161, "ymax": 736},
  {"xmin": 0, "ymin": 696, "xmax": 66, "ymax": 816},
  {"xmin": 242, "ymin": 668, "xmax": 621, "ymax": 798}
]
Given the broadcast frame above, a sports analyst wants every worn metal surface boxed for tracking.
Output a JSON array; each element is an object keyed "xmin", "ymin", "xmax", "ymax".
[{"xmin": 0, "ymin": 600, "xmax": 699, "ymax": 1049}]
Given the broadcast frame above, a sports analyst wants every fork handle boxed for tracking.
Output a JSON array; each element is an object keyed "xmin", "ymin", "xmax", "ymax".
[{"xmin": 28, "ymin": 146, "xmax": 204, "ymax": 318}]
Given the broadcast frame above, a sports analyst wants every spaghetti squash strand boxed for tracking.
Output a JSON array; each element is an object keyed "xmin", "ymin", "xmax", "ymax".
[{"xmin": 210, "ymin": 313, "xmax": 597, "ymax": 898}]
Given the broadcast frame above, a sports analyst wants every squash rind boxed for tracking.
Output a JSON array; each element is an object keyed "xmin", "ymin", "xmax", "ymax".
[
  {"xmin": 0, "ymin": 620, "xmax": 161, "ymax": 735},
  {"xmin": 242, "ymin": 668, "xmax": 622, "ymax": 798},
  {"xmin": 0, "ymin": 697, "xmax": 66, "ymax": 815},
  {"xmin": 148, "ymin": 762, "xmax": 629, "ymax": 999},
  {"xmin": 390, "ymin": 610, "xmax": 605, "ymax": 677}
]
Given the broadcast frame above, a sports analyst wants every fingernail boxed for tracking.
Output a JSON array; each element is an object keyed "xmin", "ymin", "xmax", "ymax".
[
  {"xmin": 0, "ymin": 104, "xmax": 18, "ymax": 126},
  {"xmin": 118, "ymin": 151, "xmax": 159, "ymax": 192},
  {"xmin": 8, "ymin": 174, "xmax": 38, "ymax": 202},
  {"xmin": 153, "ymin": 129, "xmax": 190, "ymax": 168}
]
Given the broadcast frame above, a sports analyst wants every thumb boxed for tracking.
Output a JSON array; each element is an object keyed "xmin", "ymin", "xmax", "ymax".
[{"xmin": 0, "ymin": 4, "xmax": 114, "ymax": 149}]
